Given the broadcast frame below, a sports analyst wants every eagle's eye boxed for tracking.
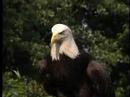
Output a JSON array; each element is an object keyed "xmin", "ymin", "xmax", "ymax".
[{"xmin": 59, "ymin": 31, "xmax": 64, "ymax": 35}]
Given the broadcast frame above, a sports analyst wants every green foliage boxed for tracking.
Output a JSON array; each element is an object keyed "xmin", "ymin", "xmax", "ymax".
[
  {"xmin": 3, "ymin": 0, "xmax": 129, "ymax": 97},
  {"xmin": 3, "ymin": 71, "xmax": 52, "ymax": 97}
]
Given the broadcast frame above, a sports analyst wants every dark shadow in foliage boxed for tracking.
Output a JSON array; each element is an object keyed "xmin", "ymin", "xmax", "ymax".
[
  {"xmin": 111, "ymin": 62, "xmax": 130, "ymax": 97},
  {"xmin": 3, "ymin": 44, "xmax": 42, "ymax": 83},
  {"xmin": 111, "ymin": 62, "xmax": 129, "ymax": 83},
  {"xmin": 43, "ymin": 32, "xmax": 52, "ymax": 46}
]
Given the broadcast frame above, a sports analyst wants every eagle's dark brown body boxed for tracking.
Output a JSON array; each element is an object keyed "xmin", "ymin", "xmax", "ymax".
[{"xmin": 39, "ymin": 51, "xmax": 115, "ymax": 97}]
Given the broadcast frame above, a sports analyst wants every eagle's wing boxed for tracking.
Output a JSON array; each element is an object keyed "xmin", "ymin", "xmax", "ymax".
[
  {"xmin": 38, "ymin": 58, "xmax": 59, "ymax": 96},
  {"xmin": 86, "ymin": 61, "xmax": 115, "ymax": 97}
]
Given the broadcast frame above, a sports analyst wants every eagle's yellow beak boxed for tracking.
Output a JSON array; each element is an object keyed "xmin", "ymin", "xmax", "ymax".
[{"xmin": 51, "ymin": 32, "xmax": 58, "ymax": 44}]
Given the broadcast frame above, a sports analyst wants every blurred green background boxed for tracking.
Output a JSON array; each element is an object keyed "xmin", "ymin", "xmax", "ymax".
[{"xmin": 3, "ymin": 0, "xmax": 129, "ymax": 97}]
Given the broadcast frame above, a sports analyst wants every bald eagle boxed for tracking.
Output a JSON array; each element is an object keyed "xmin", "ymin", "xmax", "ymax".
[{"xmin": 39, "ymin": 24, "xmax": 115, "ymax": 97}]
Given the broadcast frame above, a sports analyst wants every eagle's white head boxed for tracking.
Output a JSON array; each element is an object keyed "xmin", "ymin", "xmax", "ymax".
[{"xmin": 50, "ymin": 24, "xmax": 80, "ymax": 60}]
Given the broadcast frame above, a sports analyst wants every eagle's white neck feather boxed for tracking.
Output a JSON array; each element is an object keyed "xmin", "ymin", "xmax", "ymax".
[{"xmin": 51, "ymin": 38, "xmax": 80, "ymax": 61}]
